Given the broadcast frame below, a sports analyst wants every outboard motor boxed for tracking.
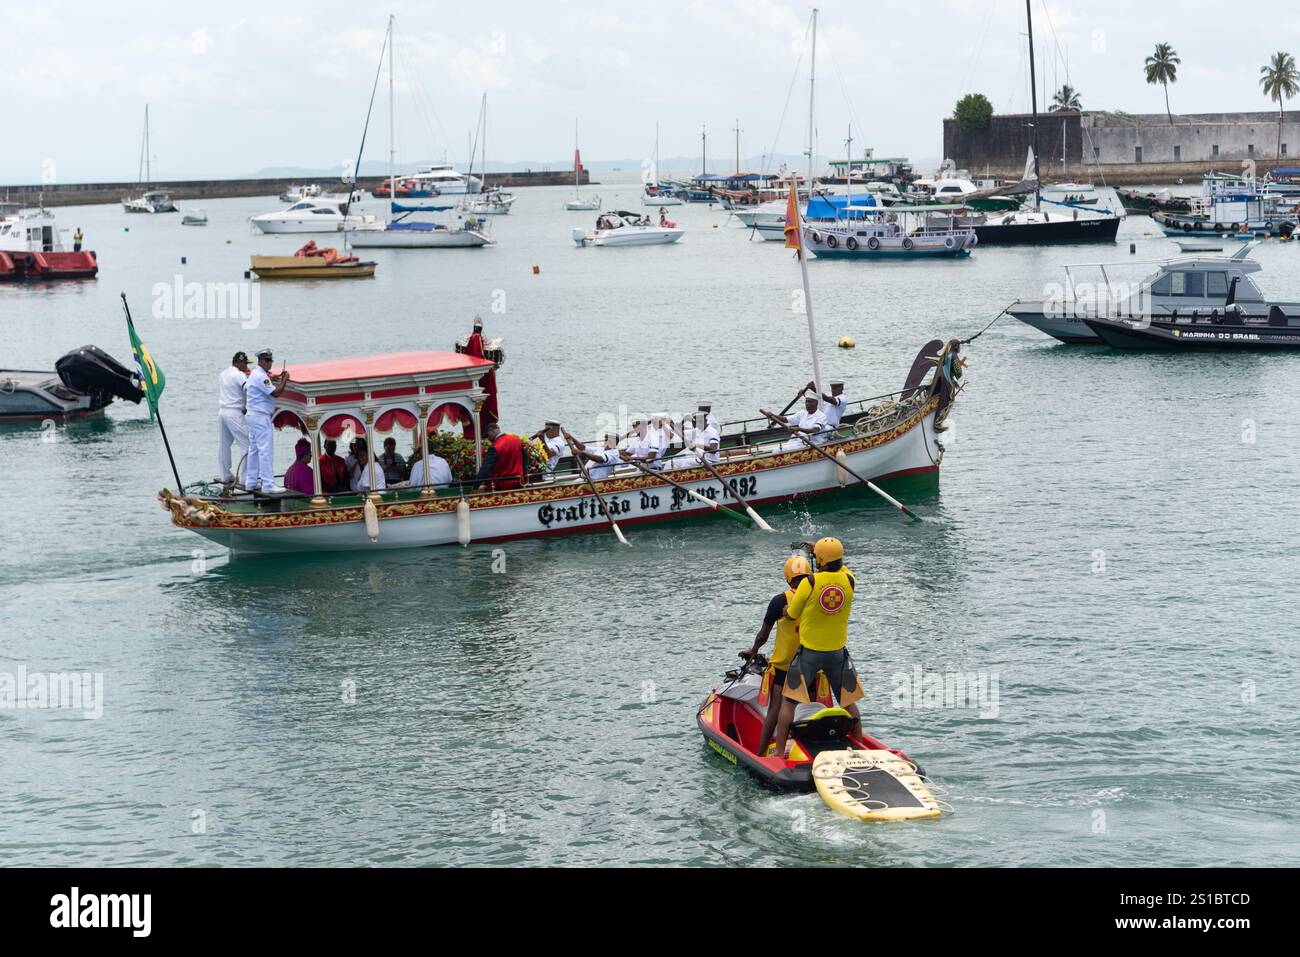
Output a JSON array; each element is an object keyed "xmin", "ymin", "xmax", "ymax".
[
  {"xmin": 55, "ymin": 346, "xmax": 145, "ymax": 403},
  {"xmin": 1268, "ymin": 305, "xmax": 1289, "ymax": 327}
]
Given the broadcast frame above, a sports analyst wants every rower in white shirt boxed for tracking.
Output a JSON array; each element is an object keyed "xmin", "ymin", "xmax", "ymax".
[
  {"xmin": 565, "ymin": 429, "xmax": 622, "ymax": 480},
  {"xmin": 697, "ymin": 400, "xmax": 719, "ymax": 432},
  {"xmin": 217, "ymin": 351, "xmax": 250, "ymax": 485},
  {"xmin": 768, "ymin": 395, "xmax": 830, "ymax": 450},
  {"xmin": 530, "ymin": 420, "xmax": 568, "ymax": 476},
  {"xmin": 620, "ymin": 418, "xmax": 661, "ymax": 466},
  {"xmin": 646, "ymin": 414, "xmax": 671, "ymax": 467}
]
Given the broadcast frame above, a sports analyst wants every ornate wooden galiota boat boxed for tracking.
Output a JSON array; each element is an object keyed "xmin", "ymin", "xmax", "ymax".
[{"xmin": 158, "ymin": 340, "xmax": 966, "ymax": 556}]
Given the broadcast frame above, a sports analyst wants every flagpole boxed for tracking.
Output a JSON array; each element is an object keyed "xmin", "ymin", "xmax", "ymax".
[
  {"xmin": 120, "ymin": 292, "xmax": 183, "ymax": 493},
  {"xmin": 789, "ymin": 176, "xmax": 824, "ymax": 400}
]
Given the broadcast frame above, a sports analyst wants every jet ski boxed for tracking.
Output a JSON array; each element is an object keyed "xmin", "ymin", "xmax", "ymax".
[
  {"xmin": 1, "ymin": 345, "xmax": 143, "ymax": 422},
  {"xmin": 698, "ymin": 656, "xmax": 941, "ymax": 820}
]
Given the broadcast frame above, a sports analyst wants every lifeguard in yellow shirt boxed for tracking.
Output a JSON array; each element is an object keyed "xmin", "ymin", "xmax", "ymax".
[
  {"xmin": 770, "ymin": 536, "xmax": 865, "ymax": 757},
  {"xmin": 739, "ymin": 554, "xmax": 811, "ymax": 758}
]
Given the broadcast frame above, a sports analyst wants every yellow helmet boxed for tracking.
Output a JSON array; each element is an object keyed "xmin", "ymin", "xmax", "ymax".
[
  {"xmin": 783, "ymin": 555, "xmax": 811, "ymax": 583},
  {"xmin": 813, "ymin": 537, "xmax": 845, "ymax": 565}
]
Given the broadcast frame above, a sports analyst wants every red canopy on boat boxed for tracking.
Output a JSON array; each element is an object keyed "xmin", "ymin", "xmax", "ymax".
[{"xmin": 286, "ymin": 351, "xmax": 491, "ymax": 385}]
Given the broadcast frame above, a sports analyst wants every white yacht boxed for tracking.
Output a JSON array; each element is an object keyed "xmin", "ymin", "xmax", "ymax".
[
  {"xmin": 406, "ymin": 163, "xmax": 483, "ymax": 196},
  {"xmin": 572, "ymin": 210, "xmax": 683, "ymax": 247},
  {"xmin": 251, "ymin": 199, "xmax": 369, "ymax": 234},
  {"xmin": 279, "ymin": 184, "xmax": 322, "ymax": 203},
  {"xmin": 465, "ymin": 189, "xmax": 515, "ymax": 215}
]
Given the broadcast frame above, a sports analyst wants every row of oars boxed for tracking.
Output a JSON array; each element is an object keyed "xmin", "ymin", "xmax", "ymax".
[{"xmin": 559, "ymin": 398, "xmax": 921, "ymax": 547}]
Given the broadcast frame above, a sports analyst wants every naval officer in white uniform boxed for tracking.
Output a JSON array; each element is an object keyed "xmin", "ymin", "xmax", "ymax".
[
  {"xmin": 807, "ymin": 379, "xmax": 847, "ymax": 430},
  {"xmin": 243, "ymin": 347, "xmax": 290, "ymax": 494},
  {"xmin": 217, "ymin": 351, "xmax": 250, "ymax": 485}
]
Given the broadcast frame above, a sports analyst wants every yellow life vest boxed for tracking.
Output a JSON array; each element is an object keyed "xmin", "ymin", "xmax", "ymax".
[{"xmin": 785, "ymin": 567, "xmax": 855, "ymax": 652}]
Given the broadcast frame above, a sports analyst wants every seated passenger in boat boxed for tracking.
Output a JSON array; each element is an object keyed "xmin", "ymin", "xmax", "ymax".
[
  {"xmin": 284, "ymin": 438, "xmax": 316, "ymax": 495},
  {"xmin": 346, "ymin": 437, "xmax": 387, "ymax": 492},
  {"xmin": 565, "ymin": 428, "xmax": 621, "ymax": 480},
  {"xmin": 474, "ymin": 422, "xmax": 526, "ymax": 491},
  {"xmin": 379, "ymin": 437, "xmax": 408, "ymax": 484},
  {"xmin": 408, "ymin": 440, "xmax": 453, "ymax": 488},
  {"xmin": 319, "ymin": 438, "xmax": 348, "ymax": 493}
]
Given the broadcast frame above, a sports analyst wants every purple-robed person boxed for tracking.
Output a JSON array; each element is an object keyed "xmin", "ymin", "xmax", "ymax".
[{"xmin": 285, "ymin": 438, "xmax": 316, "ymax": 495}]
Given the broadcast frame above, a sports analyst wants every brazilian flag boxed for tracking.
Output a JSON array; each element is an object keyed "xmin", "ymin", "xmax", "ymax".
[{"xmin": 126, "ymin": 315, "xmax": 165, "ymax": 421}]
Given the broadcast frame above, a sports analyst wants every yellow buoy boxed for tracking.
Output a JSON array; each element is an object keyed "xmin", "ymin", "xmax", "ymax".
[{"xmin": 838, "ymin": 336, "xmax": 856, "ymax": 349}]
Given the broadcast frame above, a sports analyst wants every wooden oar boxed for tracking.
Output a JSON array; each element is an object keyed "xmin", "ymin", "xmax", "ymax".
[
  {"xmin": 762, "ymin": 412, "xmax": 923, "ymax": 523},
  {"xmin": 564, "ymin": 434, "xmax": 631, "ymax": 546},
  {"xmin": 693, "ymin": 456, "xmax": 776, "ymax": 532},
  {"xmin": 779, "ymin": 386, "xmax": 810, "ymax": 416},
  {"xmin": 624, "ymin": 457, "xmax": 751, "ymax": 527}
]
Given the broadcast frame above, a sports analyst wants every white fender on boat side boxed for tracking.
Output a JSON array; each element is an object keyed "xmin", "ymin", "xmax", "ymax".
[
  {"xmin": 835, "ymin": 449, "xmax": 850, "ymax": 486},
  {"xmin": 364, "ymin": 498, "xmax": 380, "ymax": 542},
  {"xmin": 457, "ymin": 499, "xmax": 472, "ymax": 546}
]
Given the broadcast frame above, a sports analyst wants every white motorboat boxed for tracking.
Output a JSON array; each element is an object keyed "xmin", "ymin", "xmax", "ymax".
[
  {"xmin": 406, "ymin": 164, "xmax": 482, "ymax": 196},
  {"xmin": 181, "ymin": 209, "xmax": 208, "ymax": 226},
  {"xmin": 564, "ymin": 119, "xmax": 601, "ymax": 211},
  {"xmin": 251, "ymin": 199, "xmax": 366, "ymax": 234},
  {"xmin": 572, "ymin": 210, "xmax": 683, "ymax": 246}
]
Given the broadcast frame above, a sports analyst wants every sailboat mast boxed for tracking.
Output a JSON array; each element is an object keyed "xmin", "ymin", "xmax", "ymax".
[
  {"xmin": 807, "ymin": 8, "xmax": 818, "ymax": 190},
  {"xmin": 701, "ymin": 125, "xmax": 707, "ymax": 177},
  {"xmin": 845, "ymin": 126, "xmax": 852, "ymax": 210},
  {"xmin": 387, "ymin": 14, "xmax": 395, "ymax": 224},
  {"xmin": 145, "ymin": 105, "xmax": 151, "ymax": 184},
  {"xmin": 734, "ymin": 119, "xmax": 740, "ymax": 176},
  {"xmin": 1026, "ymin": 0, "xmax": 1041, "ymax": 209},
  {"xmin": 574, "ymin": 119, "xmax": 580, "ymax": 195}
]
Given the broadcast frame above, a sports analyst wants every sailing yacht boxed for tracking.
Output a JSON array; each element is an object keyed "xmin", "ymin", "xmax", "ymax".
[
  {"xmin": 642, "ymin": 124, "xmax": 682, "ymax": 206},
  {"xmin": 461, "ymin": 95, "xmax": 515, "ymax": 216},
  {"xmin": 564, "ymin": 120, "xmax": 601, "ymax": 211},
  {"xmin": 121, "ymin": 105, "xmax": 177, "ymax": 214},
  {"xmin": 346, "ymin": 17, "xmax": 493, "ymax": 249}
]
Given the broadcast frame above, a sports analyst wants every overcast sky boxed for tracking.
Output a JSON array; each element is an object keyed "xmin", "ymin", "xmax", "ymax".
[{"xmin": 6, "ymin": 0, "xmax": 1300, "ymax": 184}]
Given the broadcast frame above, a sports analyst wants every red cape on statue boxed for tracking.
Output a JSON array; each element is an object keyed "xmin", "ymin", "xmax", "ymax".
[{"xmin": 463, "ymin": 329, "xmax": 500, "ymax": 437}]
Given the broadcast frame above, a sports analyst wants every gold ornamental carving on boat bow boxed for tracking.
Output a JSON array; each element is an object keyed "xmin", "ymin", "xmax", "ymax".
[{"xmin": 164, "ymin": 397, "xmax": 940, "ymax": 531}]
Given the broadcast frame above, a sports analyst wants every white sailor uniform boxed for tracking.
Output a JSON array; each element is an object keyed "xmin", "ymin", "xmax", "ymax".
[
  {"xmin": 217, "ymin": 366, "xmax": 248, "ymax": 484},
  {"xmin": 243, "ymin": 368, "xmax": 278, "ymax": 491}
]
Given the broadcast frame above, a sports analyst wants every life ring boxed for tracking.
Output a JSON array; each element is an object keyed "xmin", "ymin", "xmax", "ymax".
[
  {"xmin": 1182, "ymin": 223, "xmax": 1192, "ymax": 232},
  {"xmin": 826, "ymin": 234, "xmax": 839, "ymax": 249},
  {"xmin": 902, "ymin": 237, "xmax": 914, "ymax": 250},
  {"xmin": 846, "ymin": 236, "xmax": 859, "ymax": 250},
  {"xmin": 1214, "ymin": 223, "xmax": 1224, "ymax": 232},
  {"xmin": 867, "ymin": 236, "xmax": 881, "ymax": 251},
  {"xmin": 811, "ymin": 231, "xmax": 822, "ymax": 244},
  {"xmin": 944, "ymin": 236, "xmax": 956, "ymax": 249}
]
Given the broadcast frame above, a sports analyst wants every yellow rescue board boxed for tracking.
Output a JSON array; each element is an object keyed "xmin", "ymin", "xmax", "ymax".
[{"xmin": 813, "ymin": 749, "xmax": 941, "ymax": 822}]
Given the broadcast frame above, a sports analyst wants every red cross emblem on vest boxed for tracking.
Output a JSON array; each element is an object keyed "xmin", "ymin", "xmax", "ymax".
[{"xmin": 819, "ymin": 584, "xmax": 846, "ymax": 613}]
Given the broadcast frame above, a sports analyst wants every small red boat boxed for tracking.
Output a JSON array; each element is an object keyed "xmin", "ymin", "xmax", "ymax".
[{"xmin": 0, "ymin": 249, "xmax": 99, "ymax": 281}]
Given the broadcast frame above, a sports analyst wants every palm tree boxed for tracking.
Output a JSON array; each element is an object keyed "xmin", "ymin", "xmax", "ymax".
[
  {"xmin": 1144, "ymin": 43, "xmax": 1180, "ymax": 124},
  {"xmin": 1050, "ymin": 84, "xmax": 1082, "ymax": 112},
  {"xmin": 1260, "ymin": 52, "xmax": 1299, "ymax": 159}
]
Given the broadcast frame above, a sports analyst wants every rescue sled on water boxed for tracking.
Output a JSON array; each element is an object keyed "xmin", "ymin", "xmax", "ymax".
[{"xmin": 697, "ymin": 656, "xmax": 941, "ymax": 821}]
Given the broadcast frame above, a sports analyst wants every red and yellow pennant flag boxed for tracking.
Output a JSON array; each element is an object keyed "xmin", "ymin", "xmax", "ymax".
[{"xmin": 783, "ymin": 180, "xmax": 802, "ymax": 256}]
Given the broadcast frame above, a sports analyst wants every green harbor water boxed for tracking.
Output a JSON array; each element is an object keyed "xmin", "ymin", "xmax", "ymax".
[{"xmin": 3, "ymin": 179, "xmax": 1298, "ymax": 865}]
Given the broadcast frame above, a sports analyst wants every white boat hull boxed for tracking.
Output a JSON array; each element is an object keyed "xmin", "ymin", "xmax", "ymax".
[
  {"xmin": 252, "ymin": 218, "xmax": 347, "ymax": 234},
  {"xmin": 573, "ymin": 226, "xmax": 684, "ymax": 246},
  {"xmin": 163, "ymin": 403, "xmax": 945, "ymax": 556},
  {"xmin": 643, "ymin": 195, "xmax": 683, "ymax": 207},
  {"xmin": 347, "ymin": 227, "xmax": 493, "ymax": 248},
  {"xmin": 565, "ymin": 198, "xmax": 601, "ymax": 211}
]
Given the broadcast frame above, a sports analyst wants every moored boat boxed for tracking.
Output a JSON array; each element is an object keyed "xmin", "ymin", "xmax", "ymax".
[
  {"xmin": 249, "ymin": 241, "xmax": 376, "ymax": 279},
  {"xmin": 572, "ymin": 210, "xmax": 683, "ymax": 246},
  {"xmin": 0, "ymin": 204, "xmax": 98, "ymax": 281},
  {"xmin": 804, "ymin": 204, "xmax": 977, "ymax": 259},
  {"xmin": 1006, "ymin": 244, "xmax": 1299, "ymax": 344},
  {"xmin": 2, "ymin": 345, "xmax": 142, "ymax": 421}
]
